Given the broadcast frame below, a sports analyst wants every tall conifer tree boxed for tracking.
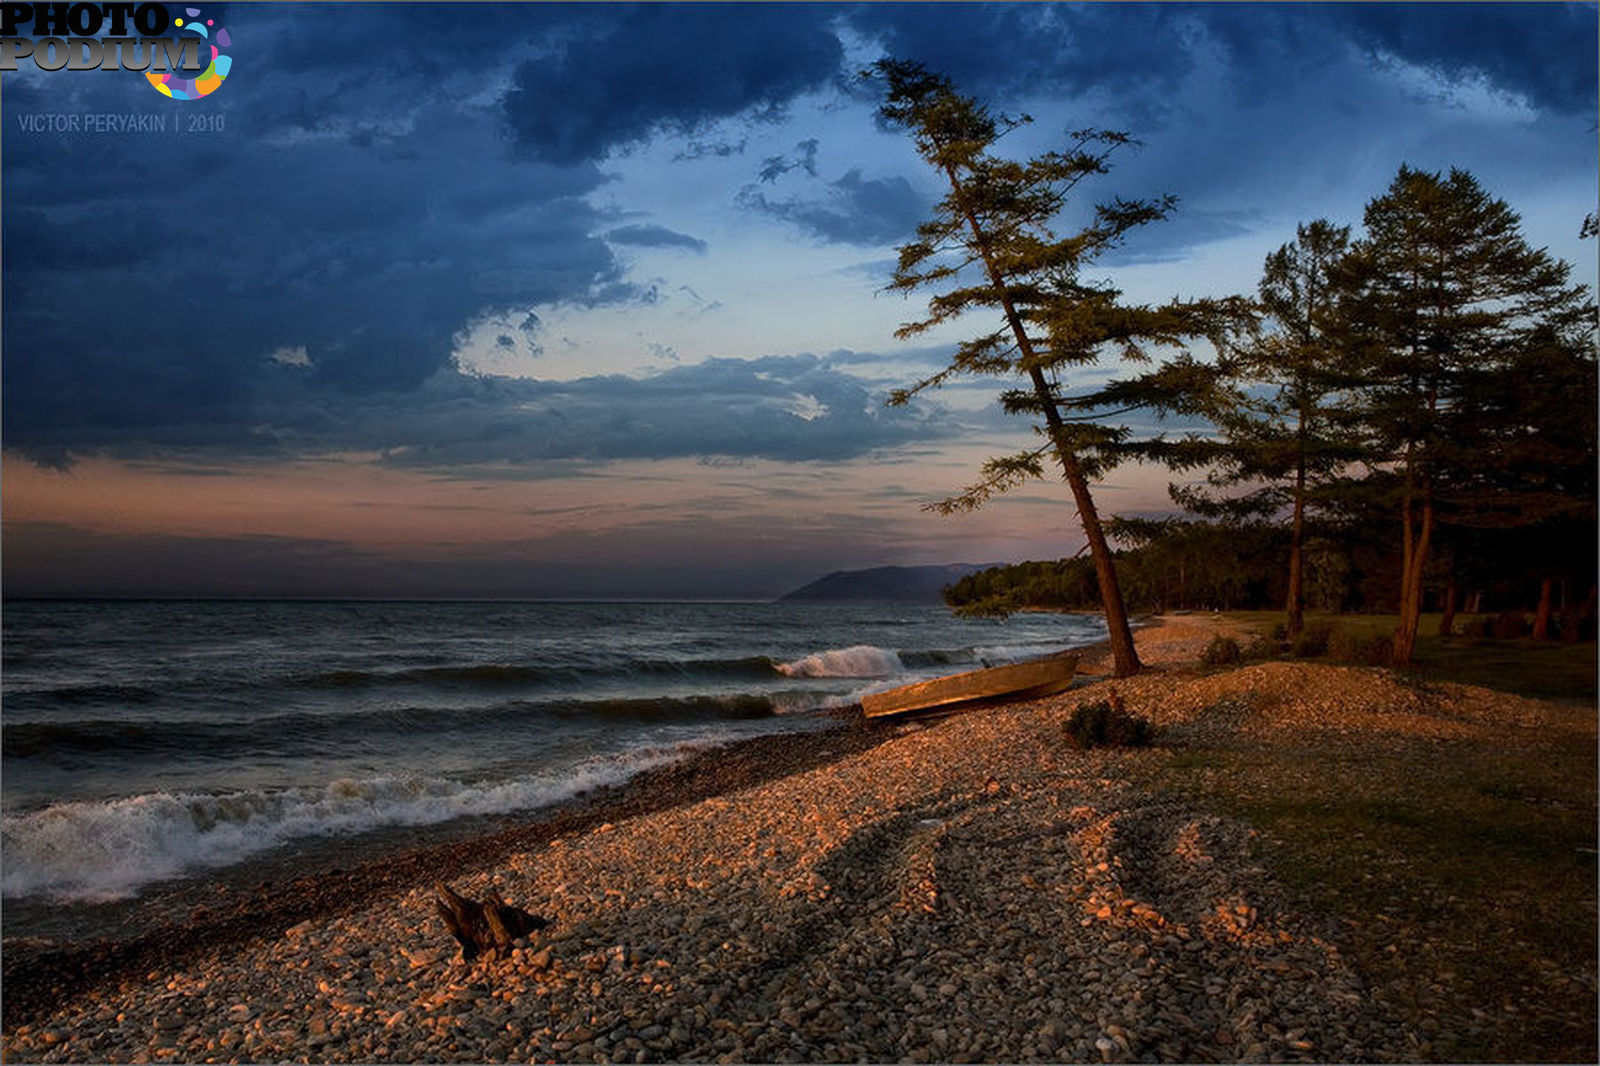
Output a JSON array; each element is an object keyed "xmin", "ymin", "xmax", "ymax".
[
  {"xmin": 1339, "ymin": 166, "xmax": 1594, "ymax": 664},
  {"xmin": 1174, "ymin": 221, "xmax": 1359, "ymax": 640},
  {"xmin": 874, "ymin": 61, "xmax": 1248, "ymax": 676}
]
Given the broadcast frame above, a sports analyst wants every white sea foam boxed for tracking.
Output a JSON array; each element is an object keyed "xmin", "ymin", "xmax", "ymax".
[
  {"xmin": 0, "ymin": 747, "xmax": 696, "ymax": 904},
  {"xmin": 971, "ymin": 643, "xmax": 1066, "ymax": 664},
  {"xmin": 775, "ymin": 644, "xmax": 904, "ymax": 679}
]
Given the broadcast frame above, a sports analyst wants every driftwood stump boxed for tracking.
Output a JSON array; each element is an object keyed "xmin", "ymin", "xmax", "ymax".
[{"xmin": 433, "ymin": 882, "xmax": 549, "ymax": 960}]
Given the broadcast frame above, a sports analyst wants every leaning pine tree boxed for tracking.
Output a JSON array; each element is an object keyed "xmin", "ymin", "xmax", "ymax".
[{"xmin": 874, "ymin": 60, "xmax": 1250, "ymax": 677}]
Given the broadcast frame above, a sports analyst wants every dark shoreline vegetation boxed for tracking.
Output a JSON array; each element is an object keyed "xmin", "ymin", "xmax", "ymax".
[{"xmin": 945, "ymin": 538, "xmax": 1599, "ymax": 652}]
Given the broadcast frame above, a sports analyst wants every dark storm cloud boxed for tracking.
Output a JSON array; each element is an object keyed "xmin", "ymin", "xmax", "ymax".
[
  {"xmin": 1, "ymin": 523, "xmax": 401, "ymax": 599},
  {"xmin": 758, "ymin": 139, "xmax": 820, "ymax": 183},
  {"xmin": 2, "ymin": 5, "xmax": 629, "ymax": 465},
  {"xmin": 6, "ymin": 342, "xmax": 959, "ymax": 469},
  {"xmin": 849, "ymin": 3, "xmax": 1203, "ymax": 118},
  {"xmin": 738, "ymin": 170, "xmax": 927, "ymax": 247},
  {"xmin": 341, "ymin": 354, "xmax": 954, "ymax": 468},
  {"xmin": 605, "ymin": 224, "xmax": 709, "ymax": 253},
  {"xmin": 849, "ymin": 3, "xmax": 1597, "ymax": 119},
  {"xmin": 1203, "ymin": 3, "xmax": 1598, "ymax": 116},
  {"xmin": 501, "ymin": 4, "xmax": 844, "ymax": 164},
  {"xmin": 6, "ymin": 3, "xmax": 1592, "ymax": 473}
]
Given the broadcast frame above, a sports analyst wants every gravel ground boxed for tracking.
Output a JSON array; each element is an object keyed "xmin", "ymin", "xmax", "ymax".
[{"xmin": 4, "ymin": 615, "xmax": 1581, "ymax": 1064}]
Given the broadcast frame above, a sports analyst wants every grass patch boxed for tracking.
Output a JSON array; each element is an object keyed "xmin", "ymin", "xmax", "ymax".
[
  {"xmin": 1221, "ymin": 611, "xmax": 1597, "ymax": 701},
  {"xmin": 1165, "ymin": 751, "xmax": 1223, "ymax": 771},
  {"xmin": 1147, "ymin": 733, "xmax": 1597, "ymax": 1062}
]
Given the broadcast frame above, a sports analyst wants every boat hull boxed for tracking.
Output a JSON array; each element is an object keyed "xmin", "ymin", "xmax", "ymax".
[{"xmin": 860, "ymin": 651, "xmax": 1080, "ymax": 718}]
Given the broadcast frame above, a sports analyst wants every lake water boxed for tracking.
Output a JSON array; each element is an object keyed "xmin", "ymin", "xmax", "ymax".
[{"xmin": 2, "ymin": 599, "xmax": 1104, "ymax": 918}]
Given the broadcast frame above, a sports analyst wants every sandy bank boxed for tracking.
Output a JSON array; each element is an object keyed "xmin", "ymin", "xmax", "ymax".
[{"xmin": 3, "ymin": 614, "xmax": 1587, "ymax": 1063}]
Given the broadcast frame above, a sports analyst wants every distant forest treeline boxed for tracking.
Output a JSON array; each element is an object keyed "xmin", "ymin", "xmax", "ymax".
[{"xmin": 945, "ymin": 514, "xmax": 1597, "ymax": 641}]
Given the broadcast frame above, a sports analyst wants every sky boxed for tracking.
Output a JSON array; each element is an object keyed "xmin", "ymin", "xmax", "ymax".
[{"xmin": 3, "ymin": 1, "xmax": 1596, "ymax": 599}]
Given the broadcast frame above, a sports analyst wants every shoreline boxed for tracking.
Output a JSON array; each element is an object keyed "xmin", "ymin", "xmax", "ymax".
[
  {"xmin": 0, "ymin": 716, "xmax": 896, "ymax": 1027},
  {"xmin": 4, "ymin": 613, "xmax": 1590, "ymax": 1063},
  {"xmin": 0, "ymin": 616, "xmax": 1160, "ymax": 1029}
]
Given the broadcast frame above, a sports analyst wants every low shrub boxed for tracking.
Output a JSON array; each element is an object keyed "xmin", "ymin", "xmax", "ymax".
[
  {"xmin": 1357, "ymin": 634, "xmax": 1394, "ymax": 666},
  {"xmin": 1199, "ymin": 635, "xmax": 1242, "ymax": 667},
  {"xmin": 1325, "ymin": 624, "xmax": 1358, "ymax": 662},
  {"xmin": 1291, "ymin": 621, "xmax": 1334, "ymax": 658},
  {"xmin": 1322, "ymin": 626, "xmax": 1395, "ymax": 666},
  {"xmin": 1491, "ymin": 611, "xmax": 1528, "ymax": 640},
  {"xmin": 1065, "ymin": 695, "xmax": 1154, "ymax": 749},
  {"xmin": 1243, "ymin": 635, "xmax": 1281, "ymax": 660}
]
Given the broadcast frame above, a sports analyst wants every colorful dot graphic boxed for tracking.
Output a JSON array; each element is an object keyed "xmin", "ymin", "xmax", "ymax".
[{"xmin": 146, "ymin": 7, "xmax": 232, "ymax": 100}]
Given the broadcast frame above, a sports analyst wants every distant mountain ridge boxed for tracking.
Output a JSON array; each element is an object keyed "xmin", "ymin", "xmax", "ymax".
[{"xmin": 776, "ymin": 564, "xmax": 1000, "ymax": 604}]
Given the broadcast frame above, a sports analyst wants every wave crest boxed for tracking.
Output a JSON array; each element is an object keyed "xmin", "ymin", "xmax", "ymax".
[
  {"xmin": 0, "ymin": 749, "xmax": 696, "ymax": 903},
  {"xmin": 776, "ymin": 644, "xmax": 903, "ymax": 678}
]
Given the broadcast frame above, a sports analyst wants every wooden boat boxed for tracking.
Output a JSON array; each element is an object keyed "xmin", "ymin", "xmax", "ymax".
[{"xmin": 860, "ymin": 650, "xmax": 1080, "ymax": 719}]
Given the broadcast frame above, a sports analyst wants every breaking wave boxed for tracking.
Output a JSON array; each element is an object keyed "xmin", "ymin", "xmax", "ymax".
[
  {"xmin": 1, "ymin": 746, "xmax": 701, "ymax": 903},
  {"xmin": 775, "ymin": 644, "xmax": 904, "ymax": 678}
]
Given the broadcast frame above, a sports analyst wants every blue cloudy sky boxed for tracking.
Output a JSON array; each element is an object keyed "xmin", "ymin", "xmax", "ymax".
[{"xmin": 3, "ymin": 2, "xmax": 1596, "ymax": 598}]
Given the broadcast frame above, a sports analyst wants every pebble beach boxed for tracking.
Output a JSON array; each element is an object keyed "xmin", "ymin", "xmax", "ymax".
[{"xmin": 3, "ymin": 614, "xmax": 1592, "ymax": 1063}]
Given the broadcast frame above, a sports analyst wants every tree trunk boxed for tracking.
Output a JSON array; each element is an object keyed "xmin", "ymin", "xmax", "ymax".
[
  {"xmin": 944, "ymin": 171, "xmax": 1142, "ymax": 677},
  {"xmin": 1562, "ymin": 586, "xmax": 1597, "ymax": 643},
  {"xmin": 1532, "ymin": 578, "xmax": 1554, "ymax": 641},
  {"xmin": 1025, "ymin": 367, "xmax": 1142, "ymax": 676},
  {"xmin": 1392, "ymin": 493, "xmax": 1433, "ymax": 666},
  {"xmin": 1285, "ymin": 488, "xmax": 1306, "ymax": 641},
  {"xmin": 1064, "ymin": 454, "xmax": 1141, "ymax": 675},
  {"xmin": 1437, "ymin": 576, "xmax": 1457, "ymax": 637}
]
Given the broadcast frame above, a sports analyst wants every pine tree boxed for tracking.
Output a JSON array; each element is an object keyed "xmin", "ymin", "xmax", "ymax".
[
  {"xmin": 1173, "ymin": 220, "xmax": 1361, "ymax": 640},
  {"xmin": 873, "ymin": 60, "xmax": 1249, "ymax": 676},
  {"xmin": 1338, "ymin": 166, "xmax": 1595, "ymax": 664}
]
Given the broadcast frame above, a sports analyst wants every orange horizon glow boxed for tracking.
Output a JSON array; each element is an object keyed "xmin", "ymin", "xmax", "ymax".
[{"xmin": 2, "ymin": 447, "xmax": 1187, "ymax": 580}]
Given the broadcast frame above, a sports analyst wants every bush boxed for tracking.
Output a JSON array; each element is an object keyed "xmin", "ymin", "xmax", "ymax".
[
  {"xmin": 1357, "ymin": 635, "xmax": 1394, "ymax": 666},
  {"xmin": 1291, "ymin": 621, "xmax": 1334, "ymax": 658},
  {"xmin": 1243, "ymin": 635, "xmax": 1280, "ymax": 659},
  {"xmin": 1065, "ymin": 695, "xmax": 1154, "ymax": 749},
  {"xmin": 1270, "ymin": 622, "xmax": 1288, "ymax": 641},
  {"xmin": 1325, "ymin": 624, "xmax": 1358, "ymax": 662},
  {"xmin": 1323, "ymin": 626, "xmax": 1395, "ymax": 666},
  {"xmin": 1491, "ymin": 611, "xmax": 1528, "ymax": 639},
  {"xmin": 1199, "ymin": 635, "xmax": 1242, "ymax": 667}
]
